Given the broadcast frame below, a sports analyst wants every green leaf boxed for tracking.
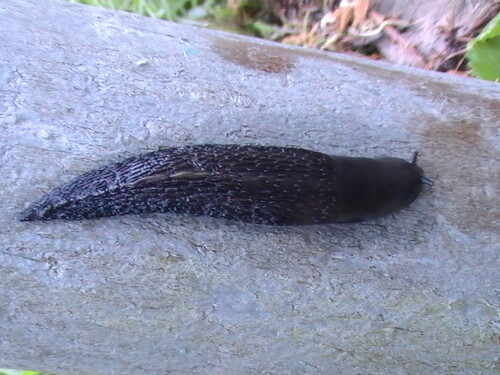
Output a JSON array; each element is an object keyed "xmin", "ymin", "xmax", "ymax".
[
  {"xmin": 249, "ymin": 21, "xmax": 277, "ymax": 39},
  {"xmin": 467, "ymin": 13, "xmax": 500, "ymax": 81},
  {"xmin": 0, "ymin": 369, "xmax": 60, "ymax": 375}
]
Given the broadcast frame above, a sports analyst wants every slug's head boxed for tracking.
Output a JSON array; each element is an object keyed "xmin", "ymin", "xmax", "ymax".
[
  {"xmin": 377, "ymin": 151, "xmax": 433, "ymax": 211},
  {"xmin": 370, "ymin": 152, "xmax": 433, "ymax": 218},
  {"xmin": 336, "ymin": 152, "xmax": 433, "ymax": 222}
]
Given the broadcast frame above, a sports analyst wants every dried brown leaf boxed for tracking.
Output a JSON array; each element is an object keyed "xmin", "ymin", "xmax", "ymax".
[
  {"xmin": 352, "ymin": 0, "xmax": 370, "ymax": 29},
  {"xmin": 337, "ymin": 5, "xmax": 353, "ymax": 33}
]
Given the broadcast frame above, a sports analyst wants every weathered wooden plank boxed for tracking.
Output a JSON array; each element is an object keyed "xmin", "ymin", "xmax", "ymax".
[{"xmin": 0, "ymin": 0, "xmax": 499, "ymax": 374}]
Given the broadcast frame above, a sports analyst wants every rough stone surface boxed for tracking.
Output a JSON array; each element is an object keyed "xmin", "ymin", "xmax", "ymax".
[{"xmin": 0, "ymin": 1, "xmax": 499, "ymax": 374}]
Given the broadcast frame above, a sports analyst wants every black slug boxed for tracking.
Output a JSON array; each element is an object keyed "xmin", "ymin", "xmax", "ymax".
[{"xmin": 20, "ymin": 144, "xmax": 432, "ymax": 225}]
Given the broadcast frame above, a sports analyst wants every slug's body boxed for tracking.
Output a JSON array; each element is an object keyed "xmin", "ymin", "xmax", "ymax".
[{"xmin": 20, "ymin": 145, "xmax": 431, "ymax": 225}]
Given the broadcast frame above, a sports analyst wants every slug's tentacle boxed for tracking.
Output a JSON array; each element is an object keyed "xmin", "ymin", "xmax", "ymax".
[
  {"xmin": 411, "ymin": 151, "xmax": 433, "ymax": 186},
  {"xmin": 20, "ymin": 145, "xmax": 431, "ymax": 225},
  {"xmin": 412, "ymin": 151, "xmax": 419, "ymax": 164},
  {"xmin": 420, "ymin": 176, "xmax": 434, "ymax": 186}
]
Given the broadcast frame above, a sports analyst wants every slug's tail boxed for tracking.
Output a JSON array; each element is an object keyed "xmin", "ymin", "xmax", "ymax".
[
  {"xmin": 20, "ymin": 206, "xmax": 46, "ymax": 221},
  {"xmin": 20, "ymin": 209, "xmax": 34, "ymax": 221}
]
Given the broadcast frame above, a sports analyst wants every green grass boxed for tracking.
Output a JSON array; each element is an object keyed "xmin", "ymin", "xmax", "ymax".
[
  {"xmin": 0, "ymin": 370, "xmax": 58, "ymax": 375},
  {"xmin": 65, "ymin": 0, "xmax": 270, "ymax": 37},
  {"xmin": 65, "ymin": 0, "xmax": 226, "ymax": 21}
]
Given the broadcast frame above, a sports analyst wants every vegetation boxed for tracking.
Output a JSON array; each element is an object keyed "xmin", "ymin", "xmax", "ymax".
[
  {"xmin": 66, "ymin": 0, "xmax": 226, "ymax": 22},
  {"xmin": 0, "ymin": 370, "xmax": 58, "ymax": 375},
  {"xmin": 467, "ymin": 12, "xmax": 500, "ymax": 81},
  {"xmin": 64, "ymin": 0, "xmax": 499, "ymax": 81}
]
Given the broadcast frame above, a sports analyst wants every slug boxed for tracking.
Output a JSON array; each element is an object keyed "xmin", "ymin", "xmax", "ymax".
[{"xmin": 20, "ymin": 144, "xmax": 433, "ymax": 225}]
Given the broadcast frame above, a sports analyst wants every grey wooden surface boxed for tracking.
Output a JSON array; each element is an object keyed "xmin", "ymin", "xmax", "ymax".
[{"xmin": 1, "ymin": 0, "xmax": 499, "ymax": 374}]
